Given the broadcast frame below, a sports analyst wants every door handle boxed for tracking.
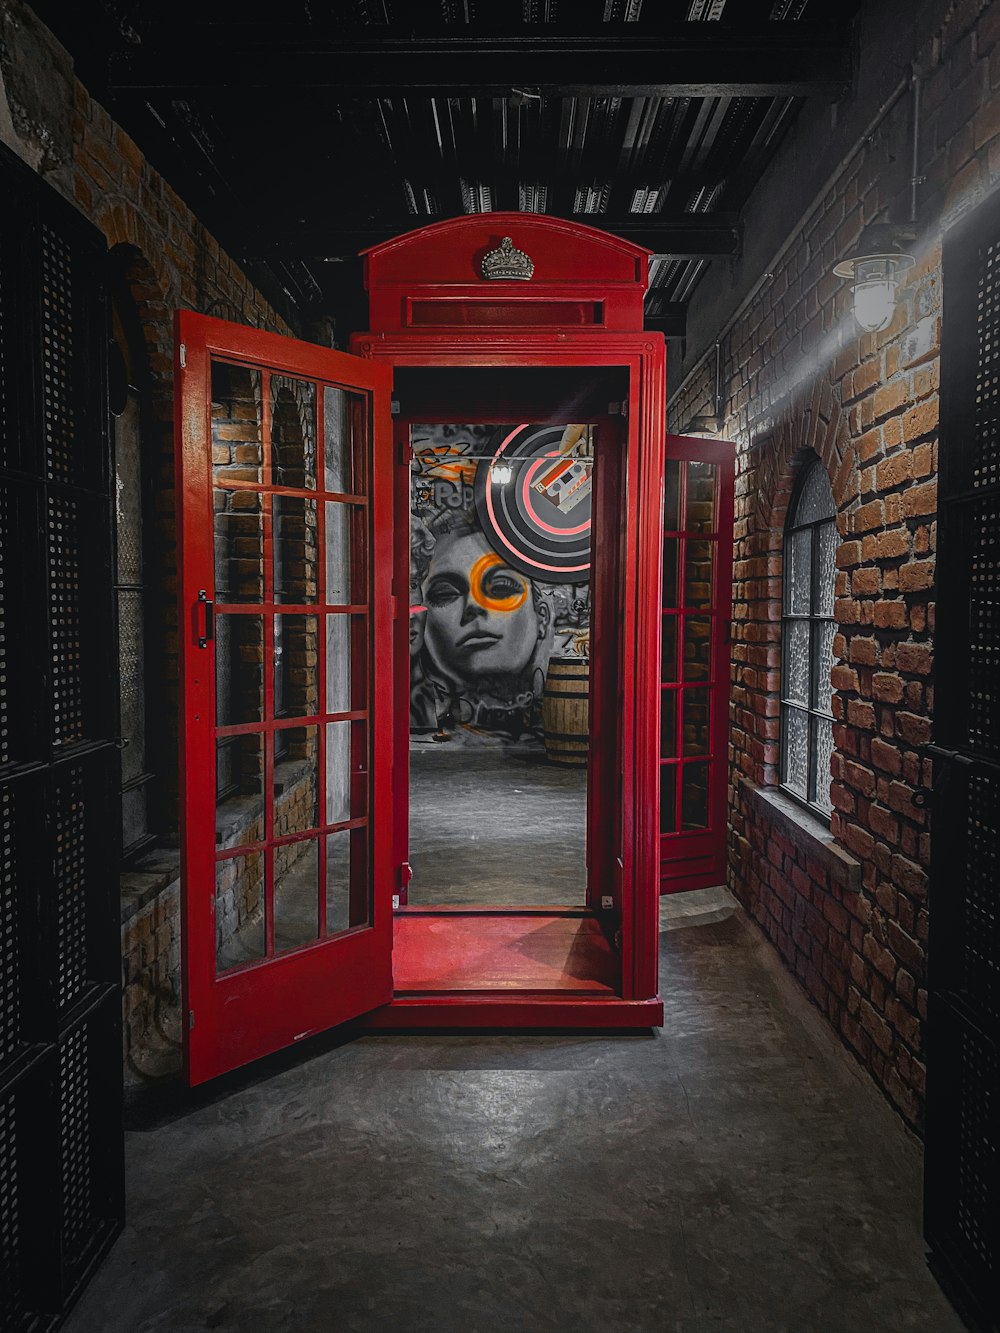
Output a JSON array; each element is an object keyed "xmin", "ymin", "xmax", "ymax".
[{"xmin": 197, "ymin": 589, "xmax": 214, "ymax": 649}]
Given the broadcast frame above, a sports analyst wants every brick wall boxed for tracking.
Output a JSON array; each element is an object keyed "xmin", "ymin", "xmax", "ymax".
[{"xmin": 668, "ymin": 0, "xmax": 1000, "ymax": 1131}]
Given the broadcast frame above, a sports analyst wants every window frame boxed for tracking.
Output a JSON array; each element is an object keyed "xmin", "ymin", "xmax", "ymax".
[{"xmin": 779, "ymin": 458, "xmax": 837, "ymax": 821}]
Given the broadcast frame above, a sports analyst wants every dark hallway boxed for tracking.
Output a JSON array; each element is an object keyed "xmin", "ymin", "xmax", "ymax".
[{"xmin": 3, "ymin": 0, "xmax": 1000, "ymax": 1328}]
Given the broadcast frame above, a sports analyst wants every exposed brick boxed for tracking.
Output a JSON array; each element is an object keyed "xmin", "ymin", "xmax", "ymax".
[
  {"xmin": 872, "ymin": 672, "xmax": 905, "ymax": 703},
  {"xmin": 898, "ymin": 560, "xmax": 935, "ymax": 592}
]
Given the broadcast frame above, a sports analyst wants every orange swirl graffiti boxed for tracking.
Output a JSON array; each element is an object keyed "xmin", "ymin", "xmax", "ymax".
[{"xmin": 469, "ymin": 552, "xmax": 528, "ymax": 613}]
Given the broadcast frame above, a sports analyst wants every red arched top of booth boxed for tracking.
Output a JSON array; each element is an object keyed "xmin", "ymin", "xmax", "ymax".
[{"xmin": 361, "ymin": 211, "xmax": 652, "ymax": 333}]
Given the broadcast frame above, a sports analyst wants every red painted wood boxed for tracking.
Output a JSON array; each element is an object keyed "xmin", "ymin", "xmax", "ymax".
[
  {"xmin": 361, "ymin": 995, "xmax": 664, "ymax": 1030},
  {"xmin": 350, "ymin": 336, "xmax": 665, "ymax": 1016},
  {"xmin": 392, "ymin": 910, "xmax": 618, "ymax": 993},
  {"xmin": 176, "ymin": 311, "xmax": 394, "ymax": 1085},
  {"xmin": 361, "ymin": 213, "xmax": 649, "ymax": 332},
  {"xmin": 659, "ymin": 433, "xmax": 736, "ymax": 895}
]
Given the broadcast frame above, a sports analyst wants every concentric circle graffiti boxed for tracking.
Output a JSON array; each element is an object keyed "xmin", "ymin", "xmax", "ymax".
[{"xmin": 473, "ymin": 423, "xmax": 593, "ymax": 584}]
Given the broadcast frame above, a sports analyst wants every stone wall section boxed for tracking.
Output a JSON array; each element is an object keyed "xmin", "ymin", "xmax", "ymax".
[{"xmin": 668, "ymin": 0, "xmax": 1000, "ymax": 1131}]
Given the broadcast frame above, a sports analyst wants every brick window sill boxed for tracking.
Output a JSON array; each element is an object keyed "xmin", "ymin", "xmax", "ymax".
[{"xmin": 744, "ymin": 781, "xmax": 862, "ymax": 892}]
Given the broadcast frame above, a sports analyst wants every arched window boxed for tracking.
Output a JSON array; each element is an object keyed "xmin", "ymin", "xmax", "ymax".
[{"xmin": 780, "ymin": 457, "xmax": 837, "ymax": 818}]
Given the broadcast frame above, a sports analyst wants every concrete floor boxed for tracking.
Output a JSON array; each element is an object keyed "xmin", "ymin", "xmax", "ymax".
[
  {"xmin": 409, "ymin": 739, "xmax": 587, "ymax": 905},
  {"xmin": 73, "ymin": 887, "xmax": 964, "ymax": 1333}
]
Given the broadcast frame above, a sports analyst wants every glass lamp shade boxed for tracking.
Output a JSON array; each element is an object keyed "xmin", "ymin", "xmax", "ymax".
[
  {"xmin": 490, "ymin": 462, "xmax": 512, "ymax": 485},
  {"xmin": 852, "ymin": 278, "xmax": 898, "ymax": 333}
]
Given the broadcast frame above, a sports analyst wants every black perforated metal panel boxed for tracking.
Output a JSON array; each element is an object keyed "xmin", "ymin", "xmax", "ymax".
[
  {"xmin": 0, "ymin": 1085, "xmax": 28, "ymax": 1331},
  {"xmin": 968, "ymin": 493, "xmax": 1000, "ymax": 760},
  {"xmin": 1, "ymin": 784, "xmax": 22, "ymax": 1064},
  {"xmin": 0, "ymin": 140, "xmax": 123, "ymax": 1332},
  {"xmin": 928, "ymin": 186, "xmax": 1000, "ymax": 1331}
]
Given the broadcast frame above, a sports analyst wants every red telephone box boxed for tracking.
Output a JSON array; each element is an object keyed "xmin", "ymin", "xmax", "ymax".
[{"xmin": 176, "ymin": 214, "xmax": 669, "ymax": 1086}]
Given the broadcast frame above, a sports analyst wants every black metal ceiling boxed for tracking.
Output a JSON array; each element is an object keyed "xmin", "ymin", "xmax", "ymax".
[{"xmin": 35, "ymin": 0, "xmax": 858, "ymax": 340}]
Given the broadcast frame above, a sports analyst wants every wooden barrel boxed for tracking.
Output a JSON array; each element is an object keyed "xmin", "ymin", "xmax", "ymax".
[{"xmin": 542, "ymin": 656, "xmax": 590, "ymax": 766}]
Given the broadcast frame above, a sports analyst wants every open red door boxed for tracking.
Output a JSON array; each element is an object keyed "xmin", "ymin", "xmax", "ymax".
[
  {"xmin": 176, "ymin": 312, "xmax": 394, "ymax": 1085},
  {"xmin": 659, "ymin": 434, "xmax": 735, "ymax": 893}
]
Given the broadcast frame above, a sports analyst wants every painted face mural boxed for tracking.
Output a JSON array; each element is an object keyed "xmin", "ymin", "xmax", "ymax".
[
  {"xmin": 409, "ymin": 424, "xmax": 591, "ymax": 736},
  {"xmin": 422, "ymin": 531, "xmax": 544, "ymax": 682}
]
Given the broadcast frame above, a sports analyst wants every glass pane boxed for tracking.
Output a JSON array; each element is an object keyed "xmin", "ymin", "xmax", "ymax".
[
  {"xmin": 685, "ymin": 460, "xmax": 717, "ymax": 533},
  {"xmin": 274, "ymin": 837, "xmax": 319, "ymax": 953},
  {"xmin": 274, "ymin": 614, "xmax": 319, "ymax": 721},
  {"xmin": 326, "ymin": 502, "xmax": 366, "ymax": 605},
  {"xmin": 215, "ymin": 615, "xmax": 264, "ymax": 726},
  {"xmin": 785, "ymin": 528, "xmax": 812, "ymax": 615},
  {"xmin": 812, "ymin": 621, "xmax": 836, "ymax": 714},
  {"xmin": 812, "ymin": 715, "xmax": 835, "ymax": 815},
  {"xmin": 782, "ymin": 707, "xmax": 808, "ymax": 797},
  {"xmin": 271, "ymin": 374, "xmax": 317, "ymax": 488},
  {"xmin": 216, "ymin": 850, "xmax": 265, "ymax": 973},
  {"xmin": 324, "ymin": 387, "xmax": 367, "ymax": 495},
  {"xmin": 326, "ymin": 721, "xmax": 368, "ymax": 825},
  {"xmin": 114, "ymin": 390, "xmax": 142, "ymax": 584},
  {"xmin": 684, "ymin": 539, "xmax": 715, "ymax": 609},
  {"xmin": 273, "ymin": 495, "xmax": 318, "ymax": 603},
  {"xmin": 661, "ymin": 615, "xmax": 678, "ymax": 682},
  {"xmin": 681, "ymin": 761, "xmax": 711, "ymax": 830},
  {"xmin": 796, "ymin": 461, "xmax": 835, "ymax": 525},
  {"xmin": 118, "ymin": 589, "xmax": 146, "ymax": 782},
  {"xmin": 817, "ymin": 520, "xmax": 837, "ymax": 617},
  {"xmin": 216, "ymin": 733, "xmax": 265, "ymax": 848},
  {"xmin": 326, "ymin": 828, "xmax": 369, "ymax": 934},
  {"xmin": 682, "ymin": 688, "xmax": 711, "ymax": 756},
  {"xmin": 784, "ymin": 620, "xmax": 810, "ymax": 705},
  {"xmin": 660, "ymin": 688, "xmax": 678, "ymax": 757},
  {"xmin": 274, "ymin": 725, "xmax": 319, "ymax": 836},
  {"xmin": 212, "ymin": 361, "xmax": 263, "ymax": 485},
  {"xmin": 682, "ymin": 616, "xmax": 712, "ymax": 681},
  {"xmin": 663, "ymin": 459, "xmax": 681, "ymax": 531},
  {"xmin": 660, "ymin": 764, "xmax": 677, "ymax": 834},
  {"xmin": 121, "ymin": 785, "xmax": 147, "ymax": 855},
  {"xmin": 327, "ymin": 613, "xmax": 367, "ymax": 714},
  {"xmin": 214, "ymin": 501, "xmax": 264, "ymax": 604},
  {"xmin": 662, "ymin": 539, "xmax": 680, "ymax": 609}
]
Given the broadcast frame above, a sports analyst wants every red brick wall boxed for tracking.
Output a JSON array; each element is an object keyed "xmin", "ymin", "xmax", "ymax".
[{"xmin": 669, "ymin": 0, "xmax": 1000, "ymax": 1131}]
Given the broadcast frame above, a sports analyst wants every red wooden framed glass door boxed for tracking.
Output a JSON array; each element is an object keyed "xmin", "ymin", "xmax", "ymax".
[
  {"xmin": 659, "ymin": 434, "xmax": 735, "ymax": 893},
  {"xmin": 176, "ymin": 312, "xmax": 394, "ymax": 1085}
]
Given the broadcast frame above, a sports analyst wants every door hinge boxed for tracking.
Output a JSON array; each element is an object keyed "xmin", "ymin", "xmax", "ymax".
[
  {"xmin": 179, "ymin": 342, "xmax": 186, "ymax": 369},
  {"xmin": 390, "ymin": 594, "xmax": 398, "ymax": 620},
  {"xmin": 188, "ymin": 1009, "xmax": 195, "ymax": 1030},
  {"xmin": 392, "ymin": 895, "xmax": 400, "ymax": 910},
  {"xmin": 390, "ymin": 397, "xmax": 401, "ymax": 416},
  {"xmin": 399, "ymin": 861, "xmax": 412, "ymax": 888}
]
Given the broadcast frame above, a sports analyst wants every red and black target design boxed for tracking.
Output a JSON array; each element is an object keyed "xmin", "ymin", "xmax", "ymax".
[{"xmin": 474, "ymin": 424, "xmax": 593, "ymax": 585}]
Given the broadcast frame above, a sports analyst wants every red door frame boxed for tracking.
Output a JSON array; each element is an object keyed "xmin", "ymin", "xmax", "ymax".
[
  {"xmin": 351, "ymin": 332, "xmax": 665, "ymax": 1017},
  {"xmin": 176, "ymin": 312, "xmax": 395, "ymax": 1084},
  {"xmin": 659, "ymin": 433, "xmax": 736, "ymax": 894}
]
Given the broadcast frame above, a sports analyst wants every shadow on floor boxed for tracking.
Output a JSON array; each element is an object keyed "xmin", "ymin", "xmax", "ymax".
[{"xmin": 80, "ymin": 888, "xmax": 964, "ymax": 1333}]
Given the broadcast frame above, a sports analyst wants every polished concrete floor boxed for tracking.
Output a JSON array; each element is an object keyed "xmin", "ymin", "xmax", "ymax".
[
  {"xmin": 73, "ymin": 888, "xmax": 964, "ymax": 1333},
  {"xmin": 408, "ymin": 740, "xmax": 587, "ymax": 905}
]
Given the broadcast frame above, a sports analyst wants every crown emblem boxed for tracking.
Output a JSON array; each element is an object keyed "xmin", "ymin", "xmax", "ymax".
[{"xmin": 481, "ymin": 236, "xmax": 535, "ymax": 281}]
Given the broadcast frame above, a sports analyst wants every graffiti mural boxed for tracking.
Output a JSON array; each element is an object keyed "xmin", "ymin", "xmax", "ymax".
[{"xmin": 410, "ymin": 423, "xmax": 592, "ymax": 736}]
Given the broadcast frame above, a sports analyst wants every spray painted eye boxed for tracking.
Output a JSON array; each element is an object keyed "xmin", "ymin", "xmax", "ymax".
[
  {"xmin": 425, "ymin": 577, "xmax": 462, "ymax": 608},
  {"xmin": 484, "ymin": 571, "xmax": 524, "ymax": 601}
]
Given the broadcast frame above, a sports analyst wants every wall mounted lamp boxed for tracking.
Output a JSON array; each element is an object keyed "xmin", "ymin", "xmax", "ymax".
[{"xmin": 834, "ymin": 222, "xmax": 916, "ymax": 334}]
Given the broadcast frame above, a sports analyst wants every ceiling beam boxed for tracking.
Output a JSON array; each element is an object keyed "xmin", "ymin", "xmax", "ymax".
[
  {"xmin": 644, "ymin": 304, "xmax": 686, "ymax": 338},
  {"xmin": 236, "ymin": 213, "xmax": 741, "ymax": 261},
  {"xmin": 107, "ymin": 23, "xmax": 851, "ymax": 98}
]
